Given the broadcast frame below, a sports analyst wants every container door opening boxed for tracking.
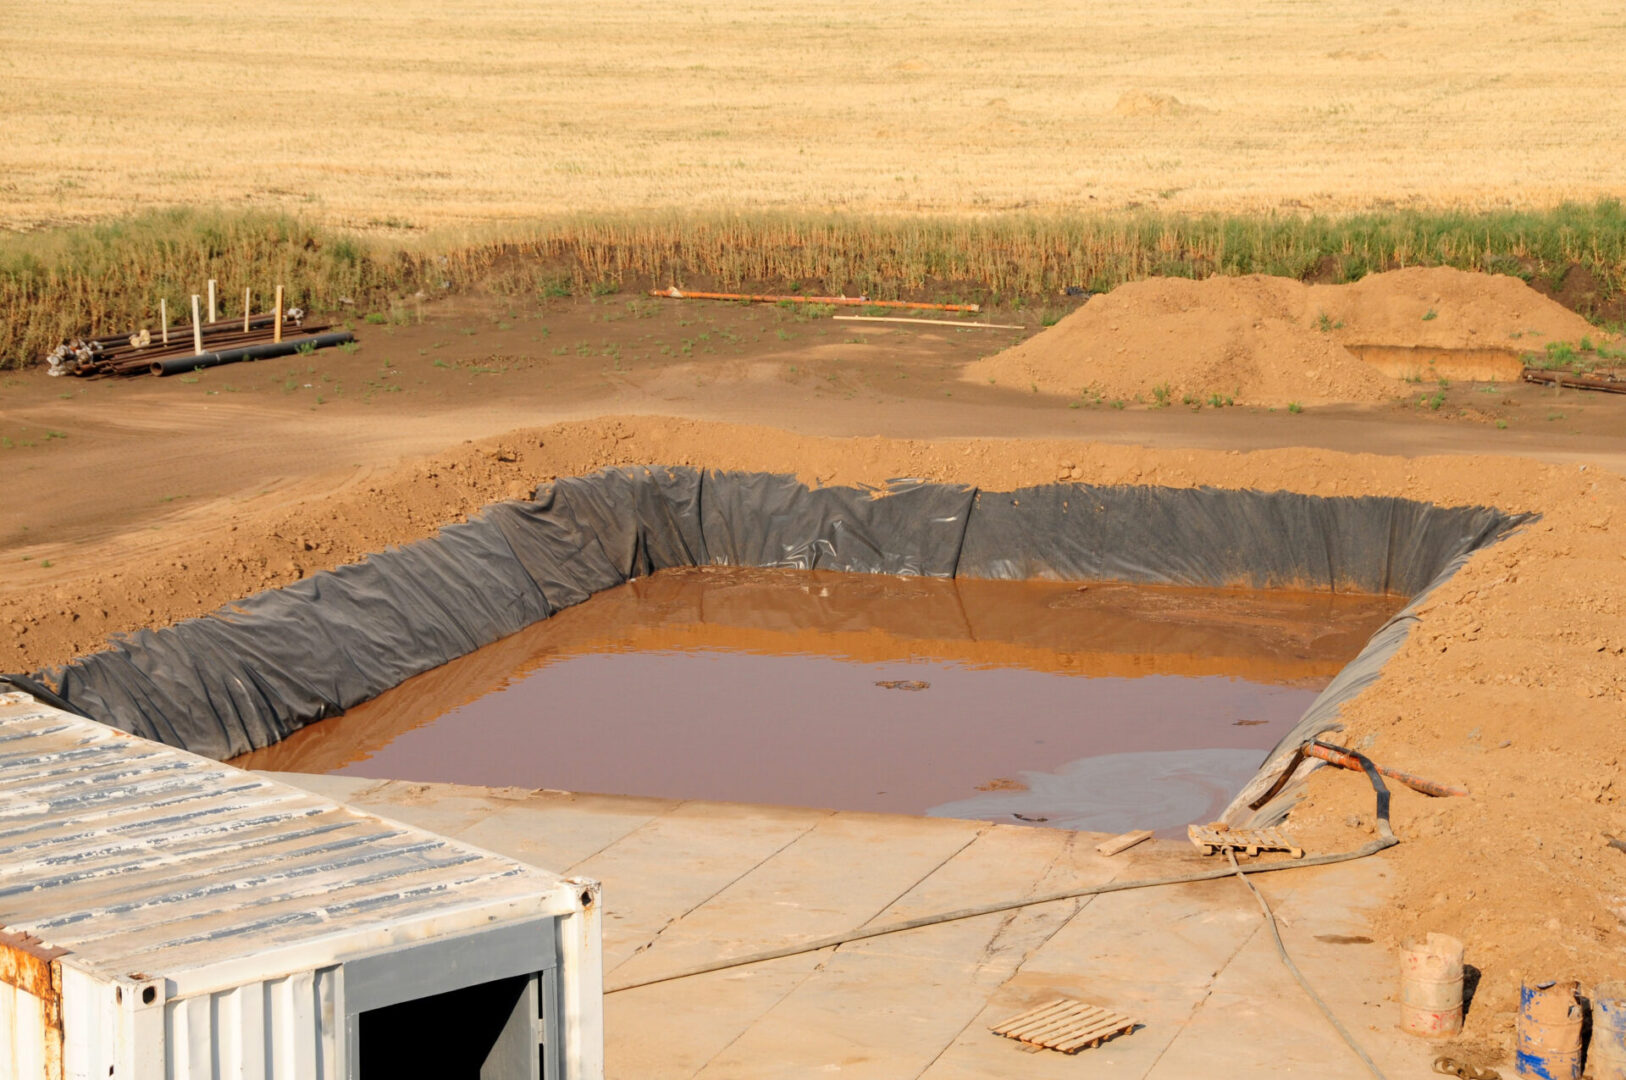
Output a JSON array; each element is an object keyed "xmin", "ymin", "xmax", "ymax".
[
  {"xmin": 359, "ymin": 973, "xmax": 548, "ymax": 1079},
  {"xmin": 342, "ymin": 918, "xmax": 562, "ymax": 1080}
]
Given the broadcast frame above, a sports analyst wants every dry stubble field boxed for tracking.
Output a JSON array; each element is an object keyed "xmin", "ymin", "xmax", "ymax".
[{"xmin": 3, "ymin": 0, "xmax": 1625, "ymax": 229}]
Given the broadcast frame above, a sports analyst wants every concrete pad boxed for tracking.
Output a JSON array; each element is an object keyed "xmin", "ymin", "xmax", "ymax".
[
  {"xmin": 315, "ymin": 778, "xmax": 1446, "ymax": 1080},
  {"xmin": 694, "ymin": 948, "xmax": 1017, "ymax": 1080},
  {"xmin": 307, "ymin": 776, "xmax": 518, "ymax": 835},
  {"xmin": 608, "ymin": 953, "xmax": 830, "ymax": 1080},
  {"xmin": 922, "ymin": 878, "xmax": 1265, "ymax": 1079},
  {"xmin": 838, "ymin": 824, "xmax": 1096, "ymax": 968},
  {"xmin": 606, "ymin": 810, "xmax": 984, "ymax": 986},
  {"xmin": 260, "ymin": 771, "xmax": 388, "ymax": 803},
  {"xmin": 688, "ymin": 827, "xmax": 1109, "ymax": 1079},
  {"xmin": 458, "ymin": 791, "xmax": 683, "ymax": 874},
  {"xmin": 1146, "ymin": 861, "xmax": 1442, "ymax": 1079},
  {"xmin": 576, "ymin": 799, "xmax": 831, "ymax": 969}
]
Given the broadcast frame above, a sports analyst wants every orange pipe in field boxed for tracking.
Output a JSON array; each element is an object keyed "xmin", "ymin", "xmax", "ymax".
[
  {"xmin": 1307, "ymin": 741, "xmax": 1468, "ymax": 798},
  {"xmin": 650, "ymin": 288, "xmax": 980, "ymax": 313}
]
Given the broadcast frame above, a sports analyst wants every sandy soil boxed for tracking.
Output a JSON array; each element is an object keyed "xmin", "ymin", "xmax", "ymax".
[
  {"xmin": 4, "ymin": 282, "xmax": 1626, "ymax": 1062},
  {"xmin": 968, "ymin": 267, "xmax": 1607, "ymax": 406},
  {"xmin": 5, "ymin": 2, "xmax": 1626, "ymax": 226}
]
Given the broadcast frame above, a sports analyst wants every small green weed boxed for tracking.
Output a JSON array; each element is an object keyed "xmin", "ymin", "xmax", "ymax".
[
  {"xmin": 1422, "ymin": 309, "xmax": 1438, "ymax": 321},
  {"xmin": 1151, "ymin": 383, "xmax": 1172, "ymax": 408},
  {"xmin": 363, "ymin": 312, "xmax": 388, "ymax": 325},
  {"xmin": 1287, "ymin": 401, "xmax": 1303, "ymax": 414}
]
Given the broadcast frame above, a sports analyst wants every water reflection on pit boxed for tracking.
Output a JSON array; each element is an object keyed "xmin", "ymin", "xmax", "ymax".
[{"xmin": 232, "ymin": 568, "xmax": 1403, "ymax": 832}]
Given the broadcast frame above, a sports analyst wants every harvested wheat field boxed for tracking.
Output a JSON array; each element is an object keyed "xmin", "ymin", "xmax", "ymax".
[
  {"xmin": 4, "ymin": 0, "xmax": 1626, "ymax": 227},
  {"xmin": 968, "ymin": 267, "xmax": 1612, "ymax": 406}
]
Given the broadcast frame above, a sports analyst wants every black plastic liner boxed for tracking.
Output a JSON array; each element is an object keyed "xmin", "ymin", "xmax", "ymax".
[{"xmin": 36, "ymin": 466, "xmax": 1531, "ymax": 823}]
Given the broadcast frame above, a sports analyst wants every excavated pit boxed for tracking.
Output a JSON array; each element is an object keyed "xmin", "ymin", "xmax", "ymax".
[
  {"xmin": 230, "ymin": 567, "xmax": 1402, "ymax": 832},
  {"xmin": 35, "ymin": 467, "xmax": 1531, "ymax": 826}
]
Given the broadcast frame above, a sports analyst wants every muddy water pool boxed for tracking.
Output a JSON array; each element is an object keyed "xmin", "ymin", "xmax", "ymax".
[{"xmin": 233, "ymin": 568, "xmax": 1403, "ymax": 833}]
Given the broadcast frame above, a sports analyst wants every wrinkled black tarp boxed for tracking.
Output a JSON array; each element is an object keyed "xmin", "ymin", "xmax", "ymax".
[{"xmin": 37, "ymin": 466, "xmax": 1529, "ymax": 819}]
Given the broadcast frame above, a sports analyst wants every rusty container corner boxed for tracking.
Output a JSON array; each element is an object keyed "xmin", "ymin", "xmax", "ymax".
[
  {"xmin": 0, "ymin": 692, "xmax": 604, "ymax": 1079},
  {"xmin": 1, "ymin": 928, "xmax": 67, "ymax": 1080}
]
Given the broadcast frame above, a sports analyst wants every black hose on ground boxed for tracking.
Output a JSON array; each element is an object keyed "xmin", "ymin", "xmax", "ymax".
[
  {"xmin": 606, "ymin": 746, "xmax": 1399, "ymax": 994},
  {"xmin": 1226, "ymin": 745, "xmax": 1395, "ymax": 1080}
]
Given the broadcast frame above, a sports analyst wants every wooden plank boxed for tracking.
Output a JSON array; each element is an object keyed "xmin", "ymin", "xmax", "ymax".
[
  {"xmin": 833, "ymin": 315, "xmax": 1023, "ymax": 330},
  {"xmin": 1095, "ymin": 830, "xmax": 1152, "ymax": 857}
]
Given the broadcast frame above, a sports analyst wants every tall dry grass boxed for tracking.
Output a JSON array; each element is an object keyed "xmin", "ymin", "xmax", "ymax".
[{"xmin": 5, "ymin": 203, "xmax": 1625, "ymax": 368}]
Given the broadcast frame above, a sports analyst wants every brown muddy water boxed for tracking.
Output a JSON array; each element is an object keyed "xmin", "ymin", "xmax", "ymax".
[{"xmin": 233, "ymin": 568, "xmax": 1403, "ymax": 833}]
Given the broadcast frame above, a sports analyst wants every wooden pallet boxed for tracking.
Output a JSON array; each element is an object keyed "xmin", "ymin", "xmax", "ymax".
[
  {"xmin": 1188, "ymin": 824, "xmax": 1303, "ymax": 859},
  {"xmin": 990, "ymin": 997, "xmax": 1138, "ymax": 1054}
]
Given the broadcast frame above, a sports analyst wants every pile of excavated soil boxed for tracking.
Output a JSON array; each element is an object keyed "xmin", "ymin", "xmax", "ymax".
[
  {"xmin": 1308, "ymin": 265, "xmax": 1601, "ymax": 350},
  {"xmin": 966, "ymin": 267, "xmax": 1604, "ymax": 406},
  {"xmin": 3, "ymin": 416, "xmax": 1625, "ymax": 1066}
]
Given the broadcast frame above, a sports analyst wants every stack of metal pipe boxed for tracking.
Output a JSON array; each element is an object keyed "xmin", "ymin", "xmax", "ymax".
[{"xmin": 43, "ymin": 308, "xmax": 351, "ymax": 378}]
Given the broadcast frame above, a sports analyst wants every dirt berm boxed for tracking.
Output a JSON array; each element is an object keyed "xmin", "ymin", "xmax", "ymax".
[{"xmin": 967, "ymin": 266, "xmax": 1604, "ymax": 406}]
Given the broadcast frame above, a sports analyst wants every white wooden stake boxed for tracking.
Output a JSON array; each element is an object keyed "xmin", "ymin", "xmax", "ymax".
[
  {"xmin": 207, "ymin": 280, "xmax": 216, "ymax": 324},
  {"xmin": 244, "ymin": 287, "xmax": 251, "ymax": 333},
  {"xmin": 161, "ymin": 298, "xmax": 168, "ymax": 345},
  {"xmin": 274, "ymin": 285, "xmax": 284, "ymax": 343},
  {"xmin": 191, "ymin": 295, "xmax": 203, "ymax": 355}
]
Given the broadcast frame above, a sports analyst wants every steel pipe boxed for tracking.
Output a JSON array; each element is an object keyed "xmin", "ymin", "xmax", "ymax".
[{"xmin": 151, "ymin": 332, "xmax": 354, "ymax": 377}]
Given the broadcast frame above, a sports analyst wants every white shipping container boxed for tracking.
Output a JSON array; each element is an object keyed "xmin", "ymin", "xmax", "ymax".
[{"xmin": 0, "ymin": 693, "xmax": 603, "ymax": 1079}]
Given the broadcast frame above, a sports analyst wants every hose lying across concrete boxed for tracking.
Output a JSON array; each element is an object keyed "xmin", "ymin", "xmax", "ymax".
[
  {"xmin": 606, "ymin": 743, "xmax": 1399, "ymax": 995},
  {"xmin": 1226, "ymin": 747, "xmax": 1396, "ymax": 1080}
]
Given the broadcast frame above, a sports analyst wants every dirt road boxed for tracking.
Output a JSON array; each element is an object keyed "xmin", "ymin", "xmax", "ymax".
[{"xmin": 5, "ymin": 293, "xmax": 1624, "ymax": 564}]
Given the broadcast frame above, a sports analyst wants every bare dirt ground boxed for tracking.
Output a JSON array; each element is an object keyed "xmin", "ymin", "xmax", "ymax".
[
  {"xmin": 4, "ymin": 282, "xmax": 1626, "ymax": 1062},
  {"xmin": 971, "ymin": 266, "xmax": 1610, "ymax": 406},
  {"xmin": 4, "ymin": 0, "xmax": 1625, "ymax": 227}
]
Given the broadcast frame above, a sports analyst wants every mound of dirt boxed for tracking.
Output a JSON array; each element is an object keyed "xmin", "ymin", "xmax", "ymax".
[
  {"xmin": 966, "ymin": 268, "xmax": 1606, "ymax": 407},
  {"xmin": 1111, "ymin": 91, "xmax": 1193, "ymax": 117},
  {"xmin": 966, "ymin": 274, "xmax": 1399, "ymax": 407},
  {"xmin": 1308, "ymin": 265, "xmax": 1598, "ymax": 350}
]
